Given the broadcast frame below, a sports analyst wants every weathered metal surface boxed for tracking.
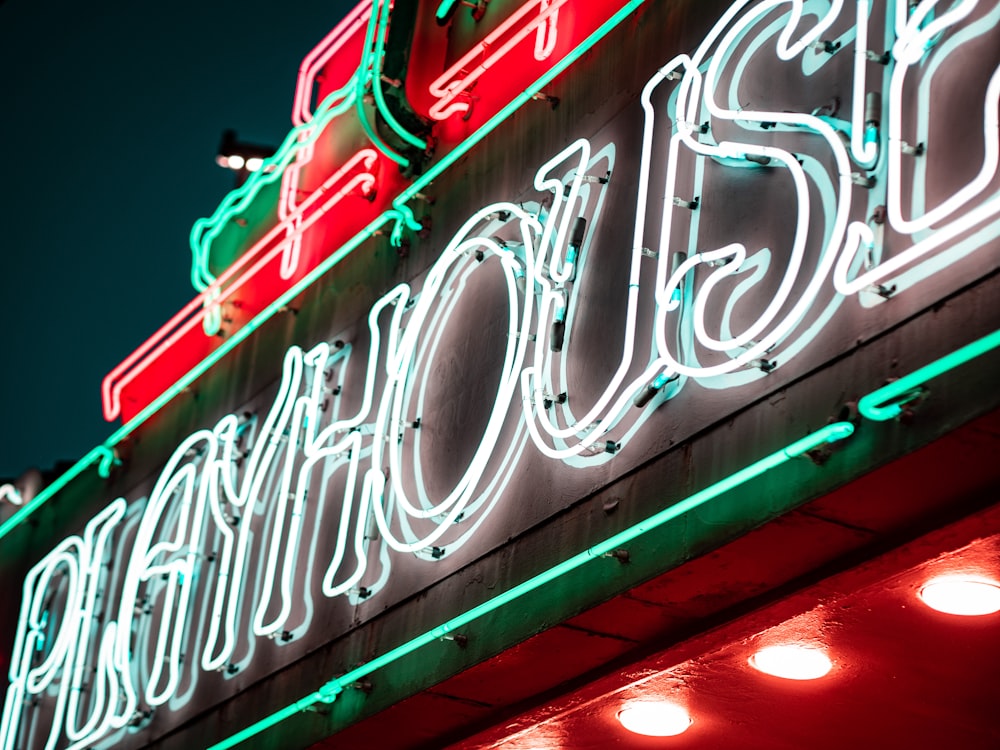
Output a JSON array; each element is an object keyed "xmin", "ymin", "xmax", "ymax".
[{"xmin": 2, "ymin": 0, "xmax": 999, "ymax": 748}]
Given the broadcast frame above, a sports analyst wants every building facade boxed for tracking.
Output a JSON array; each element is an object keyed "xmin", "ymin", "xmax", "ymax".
[{"xmin": 2, "ymin": 1, "xmax": 999, "ymax": 747}]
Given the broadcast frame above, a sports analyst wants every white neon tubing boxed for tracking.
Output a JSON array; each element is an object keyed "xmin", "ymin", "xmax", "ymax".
[
  {"xmin": 888, "ymin": 3, "xmax": 997, "ymax": 234},
  {"xmin": 2, "ymin": 496, "xmax": 126, "ymax": 750},
  {"xmin": 2, "ymin": 538, "xmax": 82, "ymax": 750},
  {"xmin": 368, "ymin": 205, "xmax": 541, "ymax": 553},
  {"xmin": 64, "ymin": 626, "xmax": 121, "ymax": 750},
  {"xmin": 11, "ymin": 5, "xmax": 1000, "ymax": 746},
  {"xmin": 774, "ymin": 0, "xmax": 844, "ymax": 59},
  {"xmin": 526, "ymin": 53, "xmax": 696, "ymax": 454},
  {"xmin": 207, "ymin": 289, "xmax": 404, "ymax": 611},
  {"xmin": 200, "ymin": 414, "xmax": 256, "ymax": 672},
  {"xmin": 522, "ymin": 68, "xmax": 701, "ymax": 459},
  {"xmin": 715, "ymin": 243, "xmax": 767, "ymax": 336},
  {"xmin": 851, "ymin": 0, "xmax": 880, "ymax": 166},
  {"xmin": 376, "ymin": 283, "xmax": 519, "ymax": 537},
  {"xmin": 380, "ymin": 225, "xmax": 531, "ymax": 518},
  {"xmin": 522, "ymin": 138, "xmax": 652, "ymax": 455},
  {"xmin": 201, "ymin": 349, "xmax": 305, "ymax": 668},
  {"xmin": 253, "ymin": 347, "xmax": 322, "ymax": 638},
  {"xmin": 317, "ymin": 438, "xmax": 364, "ymax": 596},
  {"xmin": 0, "ymin": 484, "xmax": 22, "ymax": 506},
  {"xmin": 202, "ymin": 470, "xmax": 239, "ymax": 672},
  {"xmin": 653, "ymin": 45, "xmax": 759, "ymax": 365},
  {"xmin": 309, "ymin": 289, "xmax": 410, "ymax": 596},
  {"xmin": 150, "ymin": 449, "xmax": 213, "ymax": 706},
  {"xmin": 894, "ymin": 0, "xmax": 911, "ymax": 39},
  {"xmin": 324, "ymin": 465, "xmax": 382, "ymax": 597},
  {"xmin": 114, "ymin": 428, "xmax": 217, "ymax": 714},
  {"xmin": 521, "ymin": 363, "xmax": 663, "ymax": 460},
  {"xmin": 546, "ymin": 144, "xmax": 622, "ymax": 446},
  {"xmin": 838, "ymin": 3, "xmax": 1000, "ymax": 294},
  {"xmin": 666, "ymin": 138, "xmax": 812, "ymax": 354},
  {"xmin": 535, "ymin": 0, "xmax": 560, "ymax": 60},
  {"xmin": 400, "ymin": 216, "xmax": 529, "ymax": 530},
  {"xmin": 402, "ymin": 419, "xmax": 527, "ymax": 560},
  {"xmin": 63, "ymin": 500, "xmax": 126, "ymax": 748},
  {"xmin": 254, "ymin": 348, "xmax": 315, "ymax": 636},
  {"xmin": 654, "ymin": 0, "xmax": 853, "ymax": 378},
  {"xmin": 893, "ymin": 0, "xmax": 978, "ymax": 66},
  {"xmin": 837, "ymin": 191, "xmax": 1000, "ymax": 294},
  {"xmin": 533, "ymin": 140, "xmax": 592, "ymax": 286},
  {"xmin": 254, "ymin": 341, "xmax": 371, "ymax": 639}
]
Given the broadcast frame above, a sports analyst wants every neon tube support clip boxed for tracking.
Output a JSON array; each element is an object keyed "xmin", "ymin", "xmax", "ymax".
[{"xmin": 859, "ymin": 329, "xmax": 1000, "ymax": 421}]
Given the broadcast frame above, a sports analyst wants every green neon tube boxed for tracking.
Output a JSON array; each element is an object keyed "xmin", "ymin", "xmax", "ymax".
[
  {"xmin": 0, "ymin": 451, "xmax": 99, "ymax": 539},
  {"xmin": 197, "ymin": 1, "xmax": 644, "ymax": 289},
  {"xmin": 859, "ymin": 329, "xmax": 1000, "ymax": 421},
  {"xmin": 436, "ymin": 0, "xmax": 459, "ymax": 22},
  {"xmin": 372, "ymin": 3, "xmax": 429, "ymax": 151},
  {"xmin": 207, "ymin": 421, "xmax": 854, "ymax": 750},
  {"xmin": 354, "ymin": 4, "xmax": 410, "ymax": 167},
  {"xmin": 0, "ymin": 211, "xmax": 395, "ymax": 543},
  {"xmin": 1, "ymin": 1, "xmax": 646, "ymax": 542},
  {"xmin": 191, "ymin": 80, "xmax": 360, "ymax": 291},
  {"xmin": 392, "ymin": 0, "xmax": 647, "ymax": 218}
]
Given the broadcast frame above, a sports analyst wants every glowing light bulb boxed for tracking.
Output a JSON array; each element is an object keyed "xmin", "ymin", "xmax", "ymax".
[
  {"xmin": 919, "ymin": 577, "xmax": 1000, "ymax": 616},
  {"xmin": 226, "ymin": 154, "xmax": 246, "ymax": 170},
  {"xmin": 245, "ymin": 157, "xmax": 264, "ymax": 172},
  {"xmin": 617, "ymin": 701, "xmax": 692, "ymax": 737},
  {"xmin": 749, "ymin": 644, "xmax": 832, "ymax": 680}
]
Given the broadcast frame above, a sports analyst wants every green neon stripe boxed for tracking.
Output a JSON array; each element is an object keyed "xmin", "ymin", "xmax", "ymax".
[
  {"xmin": 0, "ymin": 212, "xmax": 394, "ymax": 543},
  {"xmin": 191, "ymin": 80, "xmax": 359, "ymax": 291},
  {"xmin": 107, "ymin": 210, "xmax": 395, "ymax": 444},
  {"xmin": 372, "ymin": 2, "xmax": 429, "ymax": 151},
  {"xmin": 859, "ymin": 329, "xmax": 1000, "ymax": 421},
  {"xmin": 0, "ymin": 452, "xmax": 100, "ymax": 539},
  {"xmin": 207, "ymin": 421, "xmax": 855, "ymax": 750},
  {"xmin": 392, "ymin": 0, "xmax": 647, "ymax": 216},
  {"xmin": 436, "ymin": 0, "xmax": 459, "ymax": 22},
  {"xmin": 354, "ymin": 4, "xmax": 411, "ymax": 167},
  {"xmin": 209, "ymin": 693, "xmax": 330, "ymax": 749},
  {"xmin": 2, "ymin": 2, "xmax": 645, "ymax": 540},
  {"xmin": 356, "ymin": 71, "xmax": 410, "ymax": 167},
  {"xmin": 196, "ymin": 1, "xmax": 643, "ymax": 288}
]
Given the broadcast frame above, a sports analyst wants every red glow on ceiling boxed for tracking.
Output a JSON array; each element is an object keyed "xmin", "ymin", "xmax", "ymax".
[{"xmin": 307, "ymin": 409, "xmax": 1000, "ymax": 750}]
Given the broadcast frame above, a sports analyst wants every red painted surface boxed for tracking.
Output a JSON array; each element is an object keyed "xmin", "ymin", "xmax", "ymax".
[
  {"xmin": 407, "ymin": 0, "xmax": 632, "ymax": 138},
  {"xmin": 102, "ymin": 2, "xmax": 387, "ymax": 423},
  {"xmin": 310, "ymin": 408, "xmax": 1000, "ymax": 749},
  {"xmin": 101, "ymin": 0, "xmax": 632, "ymax": 423}
]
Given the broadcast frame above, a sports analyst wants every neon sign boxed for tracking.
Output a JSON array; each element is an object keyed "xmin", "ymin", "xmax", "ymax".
[
  {"xmin": 426, "ymin": 0, "xmax": 568, "ymax": 120},
  {"xmin": 100, "ymin": 0, "xmax": 631, "ymax": 423},
  {"xmin": 0, "ymin": 485, "xmax": 23, "ymax": 506},
  {"xmin": 5, "ymin": 0, "xmax": 1000, "ymax": 747}
]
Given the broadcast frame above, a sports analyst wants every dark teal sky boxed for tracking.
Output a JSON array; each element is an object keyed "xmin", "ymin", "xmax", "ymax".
[{"xmin": 0, "ymin": 0, "xmax": 356, "ymax": 476}]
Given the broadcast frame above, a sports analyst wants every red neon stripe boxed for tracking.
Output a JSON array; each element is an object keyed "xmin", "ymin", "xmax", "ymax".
[
  {"xmin": 281, "ymin": 1, "xmax": 370, "ymax": 274},
  {"xmin": 104, "ymin": 0, "xmax": 629, "ymax": 422},
  {"xmin": 428, "ymin": 0, "xmax": 572, "ymax": 120},
  {"xmin": 105, "ymin": 1, "xmax": 377, "ymax": 419},
  {"xmin": 293, "ymin": 1, "xmax": 371, "ymax": 126},
  {"xmin": 102, "ymin": 149, "xmax": 379, "ymax": 420}
]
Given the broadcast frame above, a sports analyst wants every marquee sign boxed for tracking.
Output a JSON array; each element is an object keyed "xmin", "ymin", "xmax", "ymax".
[
  {"xmin": 3, "ymin": 0, "xmax": 999, "ymax": 748},
  {"xmin": 100, "ymin": 0, "xmax": 632, "ymax": 424}
]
